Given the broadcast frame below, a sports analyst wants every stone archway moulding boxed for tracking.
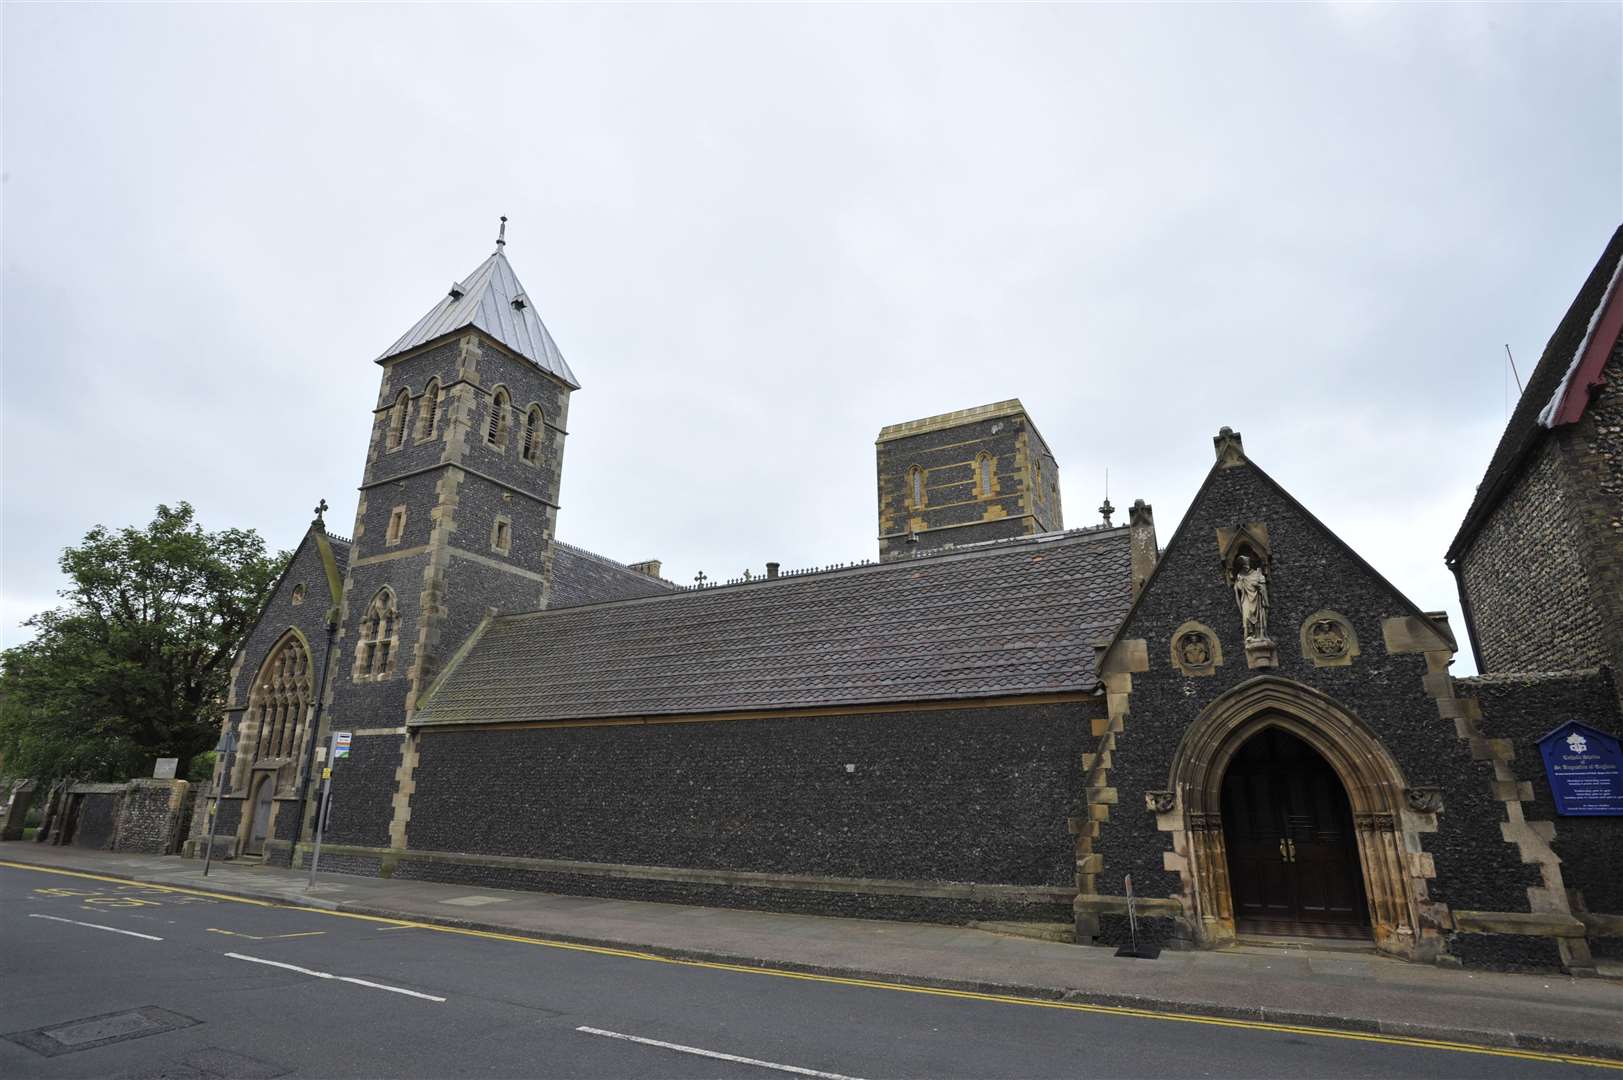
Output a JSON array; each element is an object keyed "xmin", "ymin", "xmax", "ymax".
[{"xmin": 1160, "ymin": 676, "xmax": 1447, "ymax": 962}]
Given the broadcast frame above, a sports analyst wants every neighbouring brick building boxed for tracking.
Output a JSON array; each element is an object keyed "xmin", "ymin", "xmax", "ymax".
[{"xmin": 187, "ymin": 224, "xmax": 1621, "ymax": 974}]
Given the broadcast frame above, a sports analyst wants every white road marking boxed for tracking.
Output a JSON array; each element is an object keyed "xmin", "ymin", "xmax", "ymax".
[
  {"xmin": 28, "ymin": 912, "xmax": 163, "ymax": 941},
  {"xmin": 224, "ymin": 951, "xmax": 446, "ymax": 1002},
  {"xmin": 575, "ymin": 1026, "xmax": 864, "ymax": 1080}
]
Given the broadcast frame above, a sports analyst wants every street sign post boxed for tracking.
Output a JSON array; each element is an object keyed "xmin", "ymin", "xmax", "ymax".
[
  {"xmin": 307, "ymin": 732, "xmax": 349, "ymax": 890},
  {"xmin": 201, "ymin": 728, "xmax": 237, "ymax": 876}
]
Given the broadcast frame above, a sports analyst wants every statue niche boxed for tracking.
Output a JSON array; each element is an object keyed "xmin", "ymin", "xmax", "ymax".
[{"xmin": 1217, "ymin": 529, "xmax": 1277, "ymax": 669}]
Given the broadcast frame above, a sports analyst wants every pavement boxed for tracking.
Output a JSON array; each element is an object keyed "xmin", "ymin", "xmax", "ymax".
[{"xmin": 3, "ymin": 841, "xmax": 1620, "ymax": 1068}]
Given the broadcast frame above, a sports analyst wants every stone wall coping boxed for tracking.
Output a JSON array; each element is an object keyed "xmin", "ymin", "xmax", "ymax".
[
  {"xmin": 303, "ymin": 843, "xmax": 1077, "ymax": 903},
  {"xmin": 68, "ymin": 783, "xmax": 128, "ymax": 795}
]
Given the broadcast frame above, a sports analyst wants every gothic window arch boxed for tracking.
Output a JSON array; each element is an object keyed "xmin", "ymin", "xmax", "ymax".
[
  {"xmin": 908, "ymin": 465, "xmax": 925, "ymax": 510},
  {"xmin": 521, "ymin": 404, "xmax": 544, "ymax": 464},
  {"xmin": 354, "ymin": 588, "xmax": 400, "ymax": 680},
  {"xmin": 386, "ymin": 389, "xmax": 410, "ymax": 450},
  {"xmin": 975, "ymin": 452, "xmax": 995, "ymax": 499},
  {"xmin": 248, "ymin": 631, "xmax": 313, "ymax": 766},
  {"xmin": 416, "ymin": 378, "xmax": 441, "ymax": 442},
  {"xmin": 486, "ymin": 387, "xmax": 511, "ymax": 450}
]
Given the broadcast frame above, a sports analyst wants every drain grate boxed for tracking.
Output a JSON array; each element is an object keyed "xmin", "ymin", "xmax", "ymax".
[{"xmin": 5, "ymin": 1006, "xmax": 200, "ymax": 1057}]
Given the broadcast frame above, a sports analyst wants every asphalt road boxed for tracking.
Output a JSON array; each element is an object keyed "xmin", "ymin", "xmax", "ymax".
[{"xmin": 0, "ymin": 863, "xmax": 1614, "ymax": 1079}]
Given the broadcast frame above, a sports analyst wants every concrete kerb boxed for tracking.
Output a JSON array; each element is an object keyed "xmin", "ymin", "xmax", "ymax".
[{"xmin": 3, "ymin": 851, "xmax": 1618, "ymax": 1064}]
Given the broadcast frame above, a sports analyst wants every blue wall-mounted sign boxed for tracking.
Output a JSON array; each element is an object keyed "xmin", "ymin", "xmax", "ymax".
[{"xmin": 1538, "ymin": 721, "xmax": 1623, "ymax": 816}]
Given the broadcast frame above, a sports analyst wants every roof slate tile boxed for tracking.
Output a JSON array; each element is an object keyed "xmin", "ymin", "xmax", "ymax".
[{"xmin": 414, "ymin": 528, "xmax": 1132, "ymax": 726}]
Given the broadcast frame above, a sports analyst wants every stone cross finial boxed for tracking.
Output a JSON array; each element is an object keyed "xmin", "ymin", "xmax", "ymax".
[
  {"xmin": 496, "ymin": 215, "xmax": 508, "ymax": 251},
  {"xmin": 694, "ymin": 571, "xmax": 708, "ymax": 587},
  {"xmin": 313, "ymin": 498, "xmax": 329, "ymax": 527}
]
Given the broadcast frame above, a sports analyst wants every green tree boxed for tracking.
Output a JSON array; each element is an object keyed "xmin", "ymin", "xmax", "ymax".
[{"xmin": 0, "ymin": 503, "xmax": 287, "ymax": 782}]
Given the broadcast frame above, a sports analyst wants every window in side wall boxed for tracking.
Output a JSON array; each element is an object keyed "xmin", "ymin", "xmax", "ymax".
[
  {"xmin": 386, "ymin": 388, "xmax": 411, "ymax": 450},
  {"xmin": 416, "ymin": 379, "xmax": 441, "ymax": 442},
  {"xmin": 521, "ymin": 405, "xmax": 543, "ymax": 464},
  {"xmin": 975, "ymin": 452, "xmax": 995, "ymax": 499},
  {"xmin": 491, "ymin": 515, "xmax": 512, "ymax": 555},
  {"xmin": 386, "ymin": 505, "xmax": 407, "ymax": 546},
  {"xmin": 486, "ymin": 387, "xmax": 510, "ymax": 450},
  {"xmin": 354, "ymin": 588, "xmax": 399, "ymax": 680},
  {"xmin": 908, "ymin": 465, "xmax": 925, "ymax": 510}
]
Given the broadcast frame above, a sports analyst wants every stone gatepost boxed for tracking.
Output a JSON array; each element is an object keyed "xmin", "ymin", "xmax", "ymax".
[{"xmin": 1, "ymin": 780, "xmax": 38, "ymax": 840}]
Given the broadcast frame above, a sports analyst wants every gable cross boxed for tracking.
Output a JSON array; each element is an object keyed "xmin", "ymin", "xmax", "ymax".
[{"xmin": 313, "ymin": 498, "xmax": 329, "ymax": 526}]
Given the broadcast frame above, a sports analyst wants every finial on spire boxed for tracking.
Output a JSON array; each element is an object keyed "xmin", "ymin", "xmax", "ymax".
[
  {"xmin": 495, "ymin": 215, "xmax": 508, "ymax": 252},
  {"xmin": 1099, "ymin": 468, "xmax": 1114, "ymax": 526},
  {"xmin": 313, "ymin": 498, "xmax": 329, "ymax": 527}
]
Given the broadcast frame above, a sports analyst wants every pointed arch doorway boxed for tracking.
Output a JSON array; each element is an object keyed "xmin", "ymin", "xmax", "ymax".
[
  {"xmin": 1167, "ymin": 677, "xmax": 1437, "ymax": 961},
  {"xmin": 1220, "ymin": 727, "xmax": 1369, "ymax": 939}
]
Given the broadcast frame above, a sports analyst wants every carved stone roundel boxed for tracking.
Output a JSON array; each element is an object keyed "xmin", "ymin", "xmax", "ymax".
[{"xmin": 1309, "ymin": 619, "xmax": 1349, "ymax": 659}]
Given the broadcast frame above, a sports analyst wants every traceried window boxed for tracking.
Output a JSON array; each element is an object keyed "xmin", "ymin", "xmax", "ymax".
[
  {"xmin": 486, "ymin": 387, "xmax": 510, "ymax": 449},
  {"xmin": 908, "ymin": 465, "xmax": 925, "ymax": 510},
  {"xmin": 416, "ymin": 379, "xmax": 440, "ymax": 441},
  {"xmin": 520, "ymin": 405, "xmax": 543, "ymax": 464},
  {"xmin": 249, "ymin": 631, "xmax": 313, "ymax": 764},
  {"xmin": 386, "ymin": 389, "xmax": 410, "ymax": 450},
  {"xmin": 354, "ymin": 588, "xmax": 399, "ymax": 680},
  {"xmin": 975, "ymin": 453, "xmax": 994, "ymax": 499}
]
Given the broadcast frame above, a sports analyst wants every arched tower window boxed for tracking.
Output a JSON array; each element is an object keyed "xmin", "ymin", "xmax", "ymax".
[
  {"xmin": 354, "ymin": 588, "xmax": 400, "ymax": 680},
  {"xmin": 248, "ymin": 631, "xmax": 313, "ymax": 766},
  {"xmin": 386, "ymin": 389, "xmax": 410, "ymax": 450},
  {"xmin": 908, "ymin": 465, "xmax": 925, "ymax": 510},
  {"xmin": 975, "ymin": 453, "xmax": 994, "ymax": 499},
  {"xmin": 416, "ymin": 379, "xmax": 440, "ymax": 441},
  {"xmin": 521, "ymin": 405, "xmax": 543, "ymax": 463},
  {"xmin": 486, "ymin": 387, "xmax": 510, "ymax": 449}
]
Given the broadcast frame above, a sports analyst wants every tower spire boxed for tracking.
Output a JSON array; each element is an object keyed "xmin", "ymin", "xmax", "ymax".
[{"xmin": 495, "ymin": 214, "xmax": 508, "ymax": 253}]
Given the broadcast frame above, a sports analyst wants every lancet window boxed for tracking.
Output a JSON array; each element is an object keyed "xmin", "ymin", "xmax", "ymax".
[
  {"xmin": 487, "ymin": 388, "xmax": 510, "ymax": 449},
  {"xmin": 387, "ymin": 389, "xmax": 410, "ymax": 450},
  {"xmin": 416, "ymin": 379, "xmax": 440, "ymax": 441},
  {"xmin": 521, "ymin": 405, "xmax": 543, "ymax": 463},
  {"xmin": 976, "ymin": 453, "xmax": 994, "ymax": 499},
  {"xmin": 908, "ymin": 465, "xmax": 925, "ymax": 510},
  {"xmin": 354, "ymin": 588, "xmax": 400, "ymax": 680}
]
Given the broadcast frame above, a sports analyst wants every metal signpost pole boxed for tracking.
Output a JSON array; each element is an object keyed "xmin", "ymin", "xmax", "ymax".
[
  {"xmin": 307, "ymin": 731, "xmax": 349, "ymax": 891},
  {"xmin": 202, "ymin": 730, "xmax": 236, "ymax": 877}
]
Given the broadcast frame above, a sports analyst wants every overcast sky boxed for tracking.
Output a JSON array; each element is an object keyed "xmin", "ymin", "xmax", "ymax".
[{"xmin": 4, "ymin": 4, "xmax": 1619, "ymax": 673}]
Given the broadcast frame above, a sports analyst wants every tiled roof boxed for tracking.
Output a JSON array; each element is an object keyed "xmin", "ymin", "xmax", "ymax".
[
  {"xmin": 550, "ymin": 540, "xmax": 680, "ymax": 609},
  {"xmin": 1449, "ymin": 225, "xmax": 1623, "ymax": 559},
  {"xmin": 415, "ymin": 527, "xmax": 1132, "ymax": 726},
  {"xmin": 378, "ymin": 249, "xmax": 579, "ymax": 388}
]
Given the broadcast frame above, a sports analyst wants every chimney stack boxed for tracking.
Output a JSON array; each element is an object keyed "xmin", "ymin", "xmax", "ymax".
[{"xmin": 766, "ymin": 562, "xmax": 780, "ymax": 580}]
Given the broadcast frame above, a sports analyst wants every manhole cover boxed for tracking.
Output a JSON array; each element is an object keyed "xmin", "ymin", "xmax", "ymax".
[{"xmin": 5, "ymin": 1007, "xmax": 200, "ymax": 1057}]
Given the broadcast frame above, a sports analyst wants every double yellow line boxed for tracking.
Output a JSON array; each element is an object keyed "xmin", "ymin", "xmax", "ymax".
[{"xmin": 4, "ymin": 859, "xmax": 1617, "ymax": 1072}]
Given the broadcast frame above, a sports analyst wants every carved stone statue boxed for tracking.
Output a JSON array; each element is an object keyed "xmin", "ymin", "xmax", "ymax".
[{"xmin": 1231, "ymin": 554, "xmax": 1269, "ymax": 643}]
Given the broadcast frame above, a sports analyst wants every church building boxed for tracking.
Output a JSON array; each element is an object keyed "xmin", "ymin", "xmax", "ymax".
[{"xmin": 194, "ymin": 225, "xmax": 1622, "ymax": 975}]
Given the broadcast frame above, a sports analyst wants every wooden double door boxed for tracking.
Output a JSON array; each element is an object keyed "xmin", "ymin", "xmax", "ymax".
[{"xmin": 1221, "ymin": 727, "xmax": 1369, "ymax": 936}]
